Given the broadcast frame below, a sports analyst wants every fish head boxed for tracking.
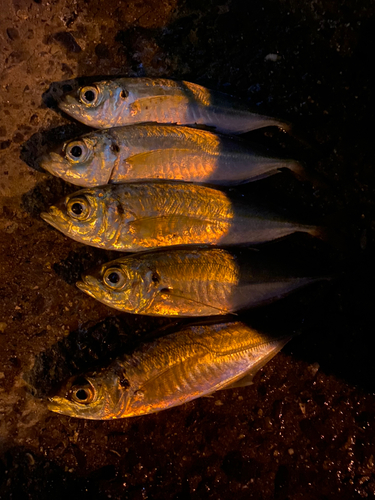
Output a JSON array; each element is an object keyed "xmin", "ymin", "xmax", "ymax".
[
  {"xmin": 77, "ymin": 257, "xmax": 158, "ymax": 313},
  {"xmin": 39, "ymin": 132, "xmax": 118, "ymax": 187},
  {"xmin": 41, "ymin": 188, "xmax": 108, "ymax": 245},
  {"xmin": 48, "ymin": 367, "xmax": 131, "ymax": 420},
  {"xmin": 58, "ymin": 80, "xmax": 131, "ymax": 128}
]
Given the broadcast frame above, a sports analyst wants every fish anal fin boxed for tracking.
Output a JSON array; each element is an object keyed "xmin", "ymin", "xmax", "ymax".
[
  {"xmin": 218, "ymin": 336, "xmax": 291, "ymax": 391},
  {"xmin": 220, "ymin": 373, "xmax": 256, "ymax": 390}
]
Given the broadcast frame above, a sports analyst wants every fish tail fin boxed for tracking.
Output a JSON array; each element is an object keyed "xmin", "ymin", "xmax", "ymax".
[
  {"xmin": 308, "ymin": 211, "xmax": 355, "ymax": 256},
  {"xmin": 278, "ymin": 159, "xmax": 306, "ymax": 179},
  {"xmin": 262, "ymin": 117, "xmax": 291, "ymax": 133},
  {"xmin": 278, "ymin": 119, "xmax": 292, "ymax": 133},
  {"xmin": 278, "ymin": 160, "xmax": 328, "ymax": 190},
  {"xmin": 281, "ymin": 121, "xmax": 311, "ymax": 147}
]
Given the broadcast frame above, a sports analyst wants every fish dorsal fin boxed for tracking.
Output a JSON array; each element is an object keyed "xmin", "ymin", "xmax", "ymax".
[{"xmin": 159, "ymin": 287, "xmax": 237, "ymax": 316}]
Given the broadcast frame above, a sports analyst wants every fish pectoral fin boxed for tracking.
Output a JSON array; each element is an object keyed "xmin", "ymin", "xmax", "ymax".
[
  {"xmin": 126, "ymin": 148, "xmax": 204, "ymax": 169},
  {"xmin": 159, "ymin": 287, "xmax": 237, "ymax": 316},
  {"xmin": 127, "ymin": 215, "xmax": 218, "ymax": 240},
  {"xmin": 129, "ymin": 95, "xmax": 188, "ymax": 118}
]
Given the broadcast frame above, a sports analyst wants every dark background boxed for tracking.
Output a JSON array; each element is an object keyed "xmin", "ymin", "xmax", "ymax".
[{"xmin": 1, "ymin": 0, "xmax": 375, "ymax": 498}]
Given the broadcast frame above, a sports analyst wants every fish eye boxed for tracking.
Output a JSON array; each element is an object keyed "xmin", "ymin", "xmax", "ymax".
[
  {"xmin": 70, "ymin": 378, "xmax": 96, "ymax": 405},
  {"xmin": 65, "ymin": 140, "xmax": 91, "ymax": 163},
  {"xmin": 67, "ymin": 196, "xmax": 92, "ymax": 220},
  {"xmin": 79, "ymin": 86, "xmax": 101, "ymax": 107},
  {"xmin": 71, "ymin": 146, "xmax": 82, "ymax": 157},
  {"xmin": 103, "ymin": 267, "xmax": 127, "ymax": 289}
]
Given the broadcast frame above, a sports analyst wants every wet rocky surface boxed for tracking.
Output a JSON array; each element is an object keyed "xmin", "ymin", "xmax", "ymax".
[{"xmin": 1, "ymin": 0, "xmax": 375, "ymax": 498}]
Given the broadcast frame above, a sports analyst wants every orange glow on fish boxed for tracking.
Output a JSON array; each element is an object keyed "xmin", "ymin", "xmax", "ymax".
[{"xmin": 48, "ymin": 322, "xmax": 291, "ymax": 420}]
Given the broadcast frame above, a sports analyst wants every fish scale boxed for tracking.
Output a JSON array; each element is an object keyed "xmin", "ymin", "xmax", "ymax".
[
  {"xmin": 75, "ymin": 247, "xmax": 327, "ymax": 317},
  {"xmin": 48, "ymin": 322, "xmax": 291, "ymax": 419},
  {"xmin": 42, "ymin": 181, "xmax": 320, "ymax": 252}
]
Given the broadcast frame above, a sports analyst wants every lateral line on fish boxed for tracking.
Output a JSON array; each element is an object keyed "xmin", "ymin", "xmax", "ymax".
[
  {"xmin": 134, "ymin": 339, "xmax": 254, "ymax": 394},
  {"xmin": 135, "ymin": 347, "xmax": 211, "ymax": 390},
  {"xmin": 127, "ymin": 214, "xmax": 227, "ymax": 227}
]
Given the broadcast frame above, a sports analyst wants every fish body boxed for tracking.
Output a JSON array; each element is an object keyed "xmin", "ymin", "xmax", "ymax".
[
  {"xmin": 48, "ymin": 321, "xmax": 290, "ymax": 419},
  {"xmin": 77, "ymin": 247, "xmax": 327, "ymax": 316},
  {"xmin": 59, "ymin": 78, "xmax": 289, "ymax": 134},
  {"xmin": 41, "ymin": 182, "xmax": 319, "ymax": 251},
  {"xmin": 40, "ymin": 124, "xmax": 302, "ymax": 187}
]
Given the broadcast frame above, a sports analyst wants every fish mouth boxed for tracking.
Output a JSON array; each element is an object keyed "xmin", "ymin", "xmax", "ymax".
[
  {"xmin": 58, "ymin": 94, "xmax": 78, "ymax": 113},
  {"xmin": 48, "ymin": 396, "xmax": 104, "ymax": 420},
  {"xmin": 47, "ymin": 396, "xmax": 87, "ymax": 418},
  {"xmin": 38, "ymin": 152, "xmax": 66, "ymax": 175},
  {"xmin": 47, "ymin": 396, "xmax": 69, "ymax": 414},
  {"xmin": 76, "ymin": 275, "xmax": 99, "ymax": 298},
  {"xmin": 40, "ymin": 209, "xmax": 68, "ymax": 233}
]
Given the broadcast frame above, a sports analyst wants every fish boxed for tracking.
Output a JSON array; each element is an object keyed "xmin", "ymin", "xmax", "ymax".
[
  {"xmin": 39, "ymin": 124, "xmax": 303, "ymax": 187},
  {"xmin": 58, "ymin": 78, "xmax": 290, "ymax": 134},
  {"xmin": 47, "ymin": 321, "xmax": 291, "ymax": 419},
  {"xmin": 40, "ymin": 182, "xmax": 321, "ymax": 252},
  {"xmin": 76, "ymin": 247, "xmax": 328, "ymax": 316}
]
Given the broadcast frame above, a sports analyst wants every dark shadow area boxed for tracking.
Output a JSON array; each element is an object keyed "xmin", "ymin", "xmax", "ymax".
[
  {"xmin": 52, "ymin": 247, "xmax": 120, "ymax": 285},
  {"xmin": 41, "ymin": 75, "xmax": 127, "ymax": 111},
  {"xmin": 21, "ymin": 177, "xmax": 77, "ymax": 218},
  {"xmin": 23, "ymin": 314, "xmax": 178, "ymax": 398},
  {"xmin": 0, "ymin": 446, "xmax": 84, "ymax": 500},
  {"xmin": 21, "ymin": 124, "xmax": 92, "ymax": 172},
  {"xmin": 0, "ymin": 445, "xmax": 122, "ymax": 500}
]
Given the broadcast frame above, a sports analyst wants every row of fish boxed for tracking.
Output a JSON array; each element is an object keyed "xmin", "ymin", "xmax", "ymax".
[{"xmin": 34, "ymin": 78, "xmax": 324, "ymax": 418}]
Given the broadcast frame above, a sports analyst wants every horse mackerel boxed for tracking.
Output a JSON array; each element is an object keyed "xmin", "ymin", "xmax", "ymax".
[
  {"xmin": 48, "ymin": 321, "xmax": 291, "ymax": 419},
  {"xmin": 76, "ymin": 247, "xmax": 328, "ymax": 317},
  {"xmin": 39, "ymin": 123, "xmax": 303, "ymax": 187},
  {"xmin": 58, "ymin": 78, "xmax": 290, "ymax": 134},
  {"xmin": 41, "ymin": 181, "xmax": 321, "ymax": 252}
]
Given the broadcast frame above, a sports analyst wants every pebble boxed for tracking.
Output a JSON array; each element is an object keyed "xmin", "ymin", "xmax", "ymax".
[{"xmin": 264, "ymin": 53, "xmax": 279, "ymax": 62}]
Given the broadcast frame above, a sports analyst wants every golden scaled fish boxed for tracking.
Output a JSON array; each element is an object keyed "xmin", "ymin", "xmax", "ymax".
[
  {"xmin": 58, "ymin": 78, "xmax": 290, "ymax": 134},
  {"xmin": 41, "ymin": 182, "xmax": 321, "ymax": 252},
  {"xmin": 76, "ymin": 247, "xmax": 327, "ymax": 316},
  {"xmin": 48, "ymin": 321, "xmax": 291, "ymax": 420},
  {"xmin": 39, "ymin": 124, "xmax": 303, "ymax": 188}
]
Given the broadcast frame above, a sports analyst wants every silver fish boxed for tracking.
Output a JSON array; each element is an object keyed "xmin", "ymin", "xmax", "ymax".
[
  {"xmin": 77, "ymin": 247, "xmax": 328, "ymax": 316},
  {"xmin": 39, "ymin": 124, "xmax": 302, "ymax": 187},
  {"xmin": 58, "ymin": 78, "xmax": 290, "ymax": 134},
  {"xmin": 41, "ymin": 182, "xmax": 321, "ymax": 252},
  {"xmin": 48, "ymin": 321, "xmax": 291, "ymax": 419}
]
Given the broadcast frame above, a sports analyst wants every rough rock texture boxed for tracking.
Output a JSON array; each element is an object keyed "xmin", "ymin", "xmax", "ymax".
[{"xmin": 1, "ymin": 0, "xmax": 375, "ymax": 499}]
